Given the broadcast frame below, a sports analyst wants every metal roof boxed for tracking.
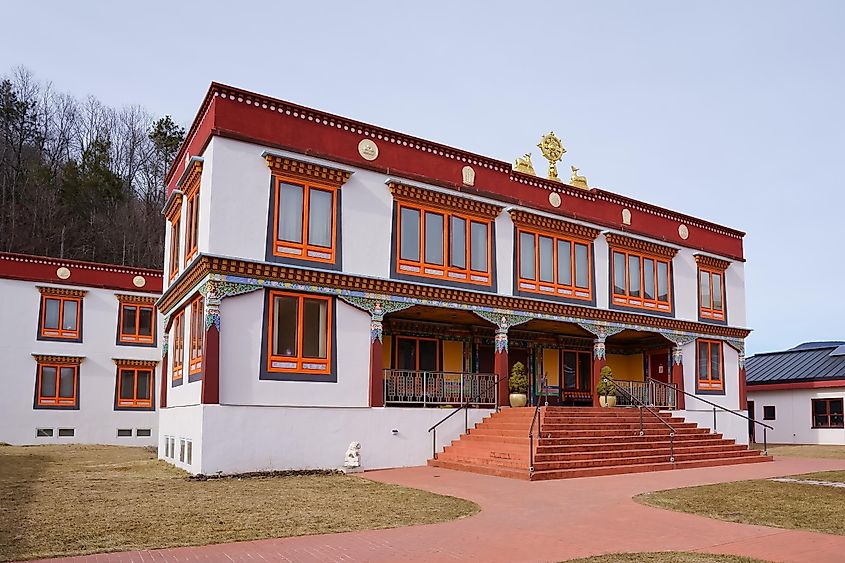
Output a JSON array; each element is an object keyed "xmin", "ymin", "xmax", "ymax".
[{"xmin": 746, "ymin": 342, "xmax": 845, "ymax": 384}]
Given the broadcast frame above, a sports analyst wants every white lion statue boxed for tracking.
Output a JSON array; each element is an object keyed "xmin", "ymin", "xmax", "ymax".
[{"xmin": 344, "ymin": 441, "xmax": 361, "ymax": 468}]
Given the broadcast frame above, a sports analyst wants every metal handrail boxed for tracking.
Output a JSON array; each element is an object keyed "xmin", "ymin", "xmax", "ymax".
[
  {"xmin": 610, "ymin": 377, "xmax": 676, "ymax": 464},
  {"xmin": 428, "ymin": 375, "xmax": 502, "ymax": 459},
  {"xmin": 528, "ymin": 374, "xmax": 548, "ymax": 477},
  {"xmin": 648, "ymin": 377, "xmax": 773, "ymax": 455}
]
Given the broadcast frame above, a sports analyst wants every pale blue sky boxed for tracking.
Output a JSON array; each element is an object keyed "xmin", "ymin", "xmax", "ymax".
[{"xmin": 3, "ymin": 1, "xmax": 842, "ymax": 355}]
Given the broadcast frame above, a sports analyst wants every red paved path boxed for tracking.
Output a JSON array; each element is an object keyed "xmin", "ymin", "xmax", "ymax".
[{"xmin": 31, "ymin": 456, "xmax": 845, "ymax": 563}]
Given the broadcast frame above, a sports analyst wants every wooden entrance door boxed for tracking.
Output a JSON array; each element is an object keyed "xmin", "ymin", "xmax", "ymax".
[
  {"xmin": 747, "ymin": 400, "xmax": 756, "ymax": 443},
  {"xmin": 649, "ymin": 351, "xmax": 670, "ymax": 383}
]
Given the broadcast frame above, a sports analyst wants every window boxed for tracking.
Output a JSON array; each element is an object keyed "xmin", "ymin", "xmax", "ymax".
[
  {"xmin": 699, "ymin": 267, "xmax": 726, "ymax": 321},
  {"xmin": 115, "ymin": 365, "xmax": 154, "ymax": 410},
  {"xmin": 171, "ymin": 310, "xmax": 185, "ymax": 384},
  {"xmin": 36, "ymin": 428, "xmax": 54, "ymax": 438},
  {"xmin": 179, "ymin": 439, "xmax": 186, "ymax": 462},
  {"xmin": 35, "ymin": 362, "xmax": 79, "ymax": 408},
  {"xmin": 184, "ymin": 186, "xmax": 200, "ymax": 265},
  {"xmin": 118, "ymin": 301, "xmax": 156, "ymax": 345},
  {"xmin": 562, "ymin": 351, "xmax": 592, "ymax": 392},
  {"xmin": 517, "ymin": 228, "xmax": 592, "ymax": 301},
  {"xmin": 611, "ymin": 249, "xmax": 671, "ymax": 312},
  {"xmin": 271, "ymin": 177, "xmax": 338, "ymax": 264},
  {"xmin": 188, "ymin": 296, "xmax": 204, "ymax": 378},
  {"xmin": 38, "ymin": 292, "xmax": 82, "ymax": 341},
  {"xmin": 696, "ymin": 339, "xmax": 724, "ymax": 392},
  {"xmin": 266, "ymin": 291, "xmax": 332, "ymax": 376},
  {"xmin": 763, "ymin": 405, "xmax": 776, "ymax": 420},
  {"xmin": 395, "ymin": 337, "xmax": 439, "ymax": 372},
  {"xmin": 136, "ymin": 428, "xmax": 152, "ymax": 437},
  {"xmin": 812, "ymin": 398, "xmax": 844, "ymax": 429},
  {"xmin": 58, "ymin": 428, "xmax": 74, "ymax": 437},
  {"xmin": 168, "ymin": 215, "xmax": 181, "ymax": 280},
  {"xmin": 396, "ymin": 202, "xmax": 492, "ymax": 286},
  {"xmin": 117, "ymin": 428, "xmax": 133, "ymax": 438}
]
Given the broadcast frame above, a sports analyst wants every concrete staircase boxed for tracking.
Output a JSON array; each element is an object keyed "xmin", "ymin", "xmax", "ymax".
[{"xmin": 428, "ymin": 406, "xmax": 772, "ymax": 480}]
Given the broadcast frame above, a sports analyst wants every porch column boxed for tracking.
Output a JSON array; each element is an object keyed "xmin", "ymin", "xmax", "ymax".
[
  {"xmin": 201, "ymin": 290, "xmax": 220, "ymax": 405},
  {"xmin": 160, "ymin": 333, "xmax": 169, "ymax": 409},
  {"xmin": 592, "ymin": 337, "xmax": 607, "ymax": 407},
  {"xmin": 738, "ymin": 349, "xmax": 747, "ymax": 411},
  {"xmin": 671, "ymin": 346, "xmax": 686, "ymax": 409},
  {"xmin": 495, "ymin": 327, "xmax": 509, "ymax": 407},
  {"xmin": 369, "ymin": 311, "xmax": 385, "ymax": 407}
]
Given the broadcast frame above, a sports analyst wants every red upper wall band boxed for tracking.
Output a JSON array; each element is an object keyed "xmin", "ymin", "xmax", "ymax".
[
  {"xmin": 167, "ymin": 83, "xmax": 745, "ymax": 261},
  {"xmin": 0, "ymin": 252, "xmax": 163, "ymax": 294}
]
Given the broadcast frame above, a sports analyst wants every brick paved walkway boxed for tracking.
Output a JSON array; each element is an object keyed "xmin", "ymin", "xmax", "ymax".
[{"xmin": 31, "ymin": 456, "xmax": 845, "ymax": 563}]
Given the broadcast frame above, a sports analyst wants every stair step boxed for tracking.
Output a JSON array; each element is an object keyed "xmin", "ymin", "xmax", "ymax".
[{"xmin": 531, "ymin": 455, "xmax": 773, "ymax": 480}]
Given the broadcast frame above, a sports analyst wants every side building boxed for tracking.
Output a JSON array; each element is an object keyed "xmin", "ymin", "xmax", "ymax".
[
  {"xmin": 0, "ymin": 252, "xmax": 163, "ymax": 445},
  {"xmin": 746, "ymin": 341, "xmax": 845, "ymax": 445},
  {"xmin": 158, "ymin": 83, "xmax": 752, "ymax": 475}
]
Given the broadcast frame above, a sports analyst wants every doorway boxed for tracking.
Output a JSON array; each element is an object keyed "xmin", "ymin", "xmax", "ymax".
[
  {"xmin": 648, "ymin": 350, "xmax": 670, "ymax": 383},
  {"xmin": 396, "ymin": 337, "xmax": 438, "ymax": 371},
  {"xmin": 747, "ymin": 400, "xmax": 756, "ymax": 443}
]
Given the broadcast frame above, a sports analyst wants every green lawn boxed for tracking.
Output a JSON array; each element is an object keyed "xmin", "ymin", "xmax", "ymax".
[
  {"xmin": 753, "ymin": 444, "xmax": 845, "ymax": 459},
  {"xmin": 0, "ymin": 444, "xmax": 478, "ymax": 562}
]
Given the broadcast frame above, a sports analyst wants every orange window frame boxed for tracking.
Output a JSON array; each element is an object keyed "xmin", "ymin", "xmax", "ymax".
[
  {"xmin": 118, "ymin": 302, "xmax": 156, "ymax": 345},
  {"xmin": 116, "ymin": 366, "xmax": 154, "ymax": 408},
  {"xmin": 395, "ymin": 202, "xmax": 492, "ymax": 287},
  {"xmin": 696, "ymin": 339, "xmax": 724, "ymax": 392},
  {"xmin": 267, "ymin": 291, "xmax": 333, "ymax": 375},
  {"xmin": 610, "ymin": 248, "xmax": 672, "ymax": 312},
  {"xmin": 699, "ymin": 267, "xmax": 726, "ymax": 321},
  {"xmin": 39, "ymin": 295, "xmax": 82, "ymax": 340},
  {"xmin": 189, "ymin": 296, "xmax": 204, "ymax": 376},
  {"xmin": 36, "ymin": 363, "xmax": 78, "ymax": 407},
  {"xmin": 271, "ymin": 176, "xmax": 338, "ymax": 264},
  {"xmin": 516, "ymin": 227, "xmax": 593, "ymax": 301},
  {"xmin": 169, "ymin": 216, "xmax": 181, "ymax": 281},
  {"xmin": 171, "ymin": 310, "xmax": 184, "ymax": 382},
  {"xmin": 183, "ymin": 186, "xmax": 199, "ymax": 266}
]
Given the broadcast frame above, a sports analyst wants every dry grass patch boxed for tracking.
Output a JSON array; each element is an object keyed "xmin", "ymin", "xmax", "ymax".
[
  {"xmin": 636, "ymin": 476, "xmax": 845, "ymax": 536},
  {"xmin": 752, "ymin": 444, "xmax": 845, "ymax": 459},
  {"xmin": 565, "ymin": 553, "xmax": 765, "ymax": 563},
  {"xmin": 0, "ymin": 444, "xmax": 478, "ymax": 562}
]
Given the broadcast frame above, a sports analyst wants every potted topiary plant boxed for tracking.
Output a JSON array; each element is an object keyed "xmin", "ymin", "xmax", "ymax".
[
  {"xmin": 596, "ymin": 365, "xmax": 617, "ymax": 407},
  {"xmin": 508, "ymin": 361, "xmax": 529, "ymax": 407}
]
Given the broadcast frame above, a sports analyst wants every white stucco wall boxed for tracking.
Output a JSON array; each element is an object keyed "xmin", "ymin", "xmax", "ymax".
[
  {"xmin": 675, "ymin": 408, "xmax": 750, "ymax": 445},
  {"xmin": 748, "ymin": 387, "xmax": 845, "ymax": 445},
  {"xmin": 679, "ymin": 339, "xmax": 742, "ymax": 412},
  {"xmin": 158, "ymin": 404, "xmax": 205, "ymax": 471},
  {"xmin": 0, "ymin": 278, "xmax": 161, "ymax": 445}
]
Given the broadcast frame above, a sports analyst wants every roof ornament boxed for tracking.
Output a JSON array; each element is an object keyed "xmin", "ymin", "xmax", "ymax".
[
  {"xmin": 513, "ymin": 153, "xmax": 536, "ymax": 175},
  {"xmin": 570, "ymin": 165, "xmax": 589, "ymax": 190},
  {"xmin": 537, "ymin": 131, "xmax": 566, "ymax": 182}
]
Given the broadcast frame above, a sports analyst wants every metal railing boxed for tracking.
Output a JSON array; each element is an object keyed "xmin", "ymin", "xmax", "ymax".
[
  {"xmin": 615, "ymin": 379, "xmax": 677, "ymax": 409},
  {"xmin": 610, "ymin": 377, "xmax": 676, "ymax": 463},
  {"xmin": 648, "ymin": 377, "xmax": 773, "ymax": 455},
  {"xmin": 384, "ymin": 370, "xmax": 497, "ymax": 407},
  {"xmin": 428, "ymin": 375, "xmax": 502, "ymax": 459},
  {"xmin": 528, "ymin": 374, "xmax": 548, "ymax": 477}
]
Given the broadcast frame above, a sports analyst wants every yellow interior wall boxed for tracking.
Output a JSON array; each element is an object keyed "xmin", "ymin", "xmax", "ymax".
[
  {"xmin": 442, "ymin": 340, "xmax": 464, "ymax": 372},
  {"xmin": 382, "ymin": 335, "xmax": 392, "ymax": 369},
  {"xmin": 606, "ymin": 353, "xmax": 644, "ymax": 381},
  {"xmin": 542, "ymin": 348, "xmax": 561, "ymax": 386}
]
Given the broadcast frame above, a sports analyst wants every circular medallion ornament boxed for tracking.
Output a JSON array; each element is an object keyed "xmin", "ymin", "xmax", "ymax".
[
  {"xmin": 548, "ymin": 192, "xmax": 562, "ymax": 208},
  {"xmin": 357, "ymin": 139, "xmax": 379, "ymax": 161},
  {"xmin": 56, "ymin": 267, "xmax": 71, "ymax": 280},
  {"xmin": 678, "ymin": 224, "xmax": 689, "ymax": 240},
  {"xmin": 133, "ymin": 275, "xmax": 146, "ymax": 288}
]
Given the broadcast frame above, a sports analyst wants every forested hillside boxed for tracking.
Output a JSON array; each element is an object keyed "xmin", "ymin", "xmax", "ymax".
[{"xmin": 0, "ymin": 67, "xmax": 185, "ymax": 269}]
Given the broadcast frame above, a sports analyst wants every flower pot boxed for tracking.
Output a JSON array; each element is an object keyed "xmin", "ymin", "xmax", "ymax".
[
  {"xmin": 509, "ymin": 393, "xmax": 528, "ymax": 407},
  {"xmin": 599, "ymin": 395, "xmax": 617, "ymax": 408}
]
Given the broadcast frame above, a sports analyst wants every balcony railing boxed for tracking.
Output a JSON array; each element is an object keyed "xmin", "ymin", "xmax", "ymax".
[
  {"xmin": 384, "ymin": 370, "xmax": 497, "ymax": 407},
  {"xmin": 614, "ymin": 379, "xmax": 677, "ymax": 409}
]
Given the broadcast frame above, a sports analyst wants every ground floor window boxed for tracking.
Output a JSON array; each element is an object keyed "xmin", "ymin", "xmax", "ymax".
[
  {"xmin": 266, "ymin": 290, "xmax": 333, "ymax": 376},
  {"xmin": 763, "ymin": 405, "xmax": 776, "ymax": 420},
  {"xmin": 395, "ymin": 336, "xmax": 439, "ymax": 372},
  {"xmin": 35, "ymin": 362, "xmax": 79, "ymax": 409},
  {"xmin": 115, "ymin": 364, "xmax": 155, "ymax": 410},
  {"xmin": 812, "ymin": 398, "xmax": 844, "ymax": 428},
  {"xmin": 696, "ymin": 339, "xmax": 724, "ymax": 393}
]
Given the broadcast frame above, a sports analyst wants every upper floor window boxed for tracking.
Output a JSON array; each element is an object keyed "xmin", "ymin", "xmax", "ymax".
[
  {"xmin": 181, "ymin": 159, "xmax": 202, "ymax": 266},
  {"xmin": 115, "ymin": 362, "xmax": 155, "ymax": 410},
  {"xmin": 607, "ymin": 233, "xmax": 676, "ymax": 314},
  {"xmin": 696, "ymin": 339, "xmax": 724, "ymax": 393},
  {"xmin": 188, "ymin": 296, "xmax": 204, "ymax": 380},
  {"xmin": 34, "ymin": 356, "xmax": 82, "ymax": 409},
  {"xmin": 390, "ymin": 182, "xmax": 502, "ymax": 289},
  {"xmin": 171, "ymin": 309, "xmax": 185, "ymax": 385},
  {"xmin": 168, "ymin": 214, "xmax": 181, "ymax": 281},
  {"xmin": 272, "ymin": 179, "xmax": 337, "ymax": 263},
  {"xmin": 117, "ymin": 297, "xmax": 156, "ymax": 346},
  {"xmin": 37, "ymin": 288, "xmax": 84, "ymax": 342},
  {"xmin": 265, "ymin": 290, "xmax": 333, "ymax": 378},
  {"xmin": 264, "ymin": 155, "xmax": 350, "ymax": 268},
  {"xmin": 695, "ymin": 255, "xmax": 730, "ymax": 323},
  {"xmin": 812, "ymin": 398, "xmax": 844, "ymax": 429}
]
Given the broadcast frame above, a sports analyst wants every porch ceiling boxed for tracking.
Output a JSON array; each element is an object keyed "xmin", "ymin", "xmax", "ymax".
[
  {"xmin": 386, "ymin": 305, "xmax": 494, "ymax": 327},
  {"xmin": 514, "ymin": 319, "xmax": 595, "ymax": 338},
  {"xmin": 607, "ymin": 329, "xmax": 671, "ymax": 347}
]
